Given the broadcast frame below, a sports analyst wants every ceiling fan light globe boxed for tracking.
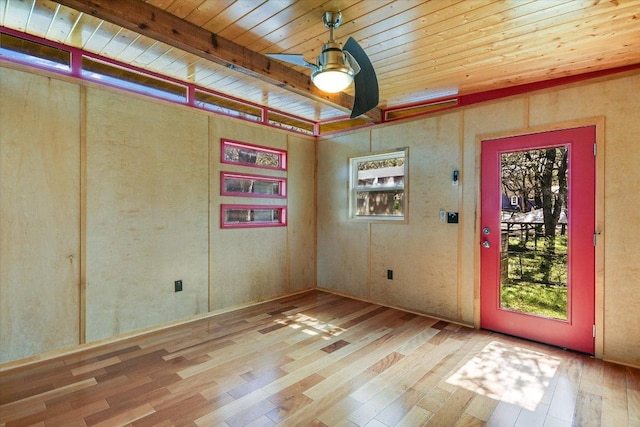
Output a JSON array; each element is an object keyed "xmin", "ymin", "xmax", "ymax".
[{"xmin": 312, "ymin": 69, "xmax": 353, "ymax": 93}]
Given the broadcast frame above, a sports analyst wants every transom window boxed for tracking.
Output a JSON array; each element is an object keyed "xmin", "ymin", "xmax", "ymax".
[{"xmin": 349, "ymin": 149, "xmax": 408, "ymax": 221}]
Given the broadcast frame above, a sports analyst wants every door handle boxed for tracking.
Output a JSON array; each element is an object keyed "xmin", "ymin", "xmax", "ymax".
[{"xmin": 482, "ymin": 241, "xmax": 491, "ymax": 248}]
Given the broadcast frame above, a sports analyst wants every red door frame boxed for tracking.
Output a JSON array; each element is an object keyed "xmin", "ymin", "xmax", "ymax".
[{"xmin": 480, "ymin": 126, "xmax": 595, "ymax": 354}]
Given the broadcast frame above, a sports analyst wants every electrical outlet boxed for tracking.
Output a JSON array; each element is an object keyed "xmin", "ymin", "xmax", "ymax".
[
  {"xmin": 387, "ymin": 270, "xmax": 393, "ymax": 280},
  {"xmin": 174, "ymin": 280, "xmax": 182, "ymax": 292}
]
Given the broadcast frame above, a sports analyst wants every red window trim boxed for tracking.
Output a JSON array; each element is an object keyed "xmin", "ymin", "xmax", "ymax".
[
  {"xmin": 220, "ymin": 204, "xmax": 287, "ymax": 229},
  {"xmin": 220, "ymin": 172, "xmax": 287, "ymax": 198}
]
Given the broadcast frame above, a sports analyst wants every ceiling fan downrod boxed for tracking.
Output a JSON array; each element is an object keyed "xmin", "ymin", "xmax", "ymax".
[{"xmin": 322, "ymin": 11, "xmax": 343, "ymax": 43}]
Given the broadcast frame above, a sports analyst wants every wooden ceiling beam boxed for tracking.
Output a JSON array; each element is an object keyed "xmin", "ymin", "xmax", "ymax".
[{"xmin": 53, "ymin": 0, "xmax": 382, "ymax": 122}]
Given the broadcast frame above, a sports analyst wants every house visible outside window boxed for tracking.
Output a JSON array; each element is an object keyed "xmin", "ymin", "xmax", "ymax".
[{"xmin": 349, "ymin": 148, "xmax": 408, "ymax": 221}]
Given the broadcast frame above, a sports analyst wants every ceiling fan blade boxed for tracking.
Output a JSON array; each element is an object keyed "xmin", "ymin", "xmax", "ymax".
[
  {"xmin": 344, "ymin": 37, "xmax": 379, "ymax": 118},
  {"xmin": 266, "ymin": 53, "xmax": 315, "ymax": 69},
  {"xmin": 344, "ymin": 50, "xmax": 361, "ymax": 75}
]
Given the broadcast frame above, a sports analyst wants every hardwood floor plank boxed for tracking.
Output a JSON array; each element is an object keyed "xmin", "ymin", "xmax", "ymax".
[
  {"xmin": 194, "ymin": 388, "xmax": 271, "ymax": 426},
  {"xmin": 628, "ymin": 366, "xmax": 640, "ymax": 390},
  {"xmin": 39, "ymin": 399, "xmax": 110, "ymax": 427},
  {"xmin": 68, "ymin": 356, "xmax": 120, "ymax": 377},
  {"xmin": 1, "ymin": 291, "xmax": 638, "ymax": 427},
  {"xmin": 0, "ymin": 400, "xmax": 46, "ymax": 425},
  {"xmin": 513, "ymin": 403, "xmax": 549, "ymax": 427},
  {"xmin": 547, "ymin": 374, "xmax": 579, "ymax": 423},
  {"xmin": 418, "ymin": 386, "xmax": 454, "ymax": 414},
  {"xmin": 265, "ymin": 326, "xmax": 393, "ymax": 398},
  {"xmin": 64, "ymin": 374, "xmax": 140, "ymax": 409},
  {"xmin": 347, "ymin": 386, "xmax": 404, "ymax": 425},
  {"xmin": 229, "ymin": 367, "xmax": 289, "ymax": 399},
  {"xmin": 600, "ymin": 395, "xmax": 628, "ymax": 427},
  {"xmin": 485, "ymin": 400, "xmax": 521, "ymax": 426},
  {"xmin": 464, "ymin": 393, "xmax": 499, "ymax": 422},
  {"xmin": 0, "ymin": 377, "xmax": 97, "ymax": 415},
  {"xmin": 628, "ymin": 389, "xmax": 640, "ymax": 425},
  {"xmin": 374, "ymin": 387, "xmax": 426, "ymax": 426},
  {"xmin": 603, "ymin": 362, "xmax": 627, "ymax": 401},
  {"xmin": 425, "ymin": 387, "xmax": 476, "ymax": 426},
  {"xmin": 89, "ymin": 402, "xmax": 155, "ymax": 427},
  {"xmin": 299, "ymin": 329, "xmax": 401, "ymax": 401},
  {"xmin": 396, "ymin": 405, "xmax": 433, "ymax": 426},
  {"xmin": 266, "ymin": 373, "xmax": 323, "ymax": 421},
  {"xmin": 573, "ymin": 391, "xmax": 602, "ymax": 427},
  {"xmin": 225, "ymin": 397, "xmax": 277, "ymax": 427},
  {"xmin": 454, "ymin": 413, "xmax": 486, "ymax": 427},
  {"xmin": 245, "ymin": 415, "xmax": 277, "ymax": 427},
  {"xmin": 284, "ymin": 370, "xmax": 377, "ymax": 425}
]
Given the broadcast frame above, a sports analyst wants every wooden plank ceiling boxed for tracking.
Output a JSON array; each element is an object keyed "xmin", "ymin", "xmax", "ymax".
[{"xmin": 2, "ymin": 0, "xmax": 640, "ymax": 125}]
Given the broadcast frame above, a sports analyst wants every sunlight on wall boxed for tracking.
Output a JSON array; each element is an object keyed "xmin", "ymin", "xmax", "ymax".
[{"xmin": 446, "ymin": 341, "xmax": 560, "ymax": 411}]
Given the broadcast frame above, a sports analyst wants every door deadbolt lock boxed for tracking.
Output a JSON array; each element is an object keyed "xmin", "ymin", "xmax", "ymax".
[
  {"xmin": 482, "ymin": 241, "xmax": 491, "ymax": 248},
  {"xmin": 483, "ymin": 227, "xmax": 491, "ymax": 235}
]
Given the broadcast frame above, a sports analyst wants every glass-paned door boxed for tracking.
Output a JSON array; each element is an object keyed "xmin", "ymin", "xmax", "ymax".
[{"xmin": 480, "ymin": 126, "xmax": 595, "ymax": 354}]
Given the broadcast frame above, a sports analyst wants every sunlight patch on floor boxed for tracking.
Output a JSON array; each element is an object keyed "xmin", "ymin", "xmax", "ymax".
[
  {"xmin": 446, "ymin": 340, "xmax": 560, "ymax": 411},
  {"xmin": 278, "ymin": 313, "xmax": 346, "ymax": 339}
]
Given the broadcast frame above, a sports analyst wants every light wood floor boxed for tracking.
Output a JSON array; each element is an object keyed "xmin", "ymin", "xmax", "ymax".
[{"xmin": 1, "ymin": 291, "xmax": 638, "ymax": 427}]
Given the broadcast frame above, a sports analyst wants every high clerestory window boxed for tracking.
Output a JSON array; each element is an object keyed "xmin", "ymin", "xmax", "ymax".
[{"xmin": 349, "ymin": 148, "xmax": 408, "ymax": 221}]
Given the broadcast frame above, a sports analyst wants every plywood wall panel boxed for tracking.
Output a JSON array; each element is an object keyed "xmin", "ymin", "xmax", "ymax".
[
  {"xmin": 528, "ymin": 72, "xmax": 640, "ymax": 365},
  {"xmin": 287, "ymin": 134, "xmax": 316, "ymax": 292},
  {"xmin": 209, "ymin": 117, "xmax": 289, "ymax": 310},
  {"xmin": 85, "ymin": 88, "xmax": 209, "ymax": 342},
  {"xmin": 0, "ymin": 68, "xmax": 80, "ymax": 363},
  {"xmin": 369, "ymin": 114, "xmax": 461, "ymax": 319},
  {"xmin": 317, "ymin": 132, "xmax": 371, "ymax": 298},
  {"xmin": 211, "ymin": 226, "xmax": 288, "ymax": 308}
]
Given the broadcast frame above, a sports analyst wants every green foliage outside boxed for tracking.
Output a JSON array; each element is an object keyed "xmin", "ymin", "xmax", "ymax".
[
  {"xmin": 357, "ymin": 157, "xmax": 404, "ymax": 171},
  {"xmin": 501, "ymin": 283, "xmax": 567, "ymax": 320},
  {"xmin": 500, "ymin": 234, "xmax": 568, "ymax": 320}
]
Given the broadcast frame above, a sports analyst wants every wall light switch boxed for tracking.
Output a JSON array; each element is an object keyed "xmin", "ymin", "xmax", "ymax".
[{"xmin": 440, "ymin": 209, "xmax": 446, "ymax": 222}]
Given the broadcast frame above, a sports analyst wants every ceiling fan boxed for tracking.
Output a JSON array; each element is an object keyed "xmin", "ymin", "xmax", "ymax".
[{"xmin": 267, "ymin": 11, "xmax": 379, "ymax": 119}]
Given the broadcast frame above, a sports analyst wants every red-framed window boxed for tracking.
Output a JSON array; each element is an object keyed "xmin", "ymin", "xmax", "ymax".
[
  {"xmin": 221, "ymin": 139, "xmax": 287, "ymax": 171},
  {"xmin": 221, "ymin": 172, "xmax": 287, "ymax": 198},
  {"xmin": 220, "ymin": 204, "xmax": 287, "ymax": 229}
]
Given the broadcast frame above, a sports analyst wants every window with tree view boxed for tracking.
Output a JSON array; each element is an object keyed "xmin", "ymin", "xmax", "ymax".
[{"xmin": 349, "ymin": 149, "xmax": 407, "ymax": 220}]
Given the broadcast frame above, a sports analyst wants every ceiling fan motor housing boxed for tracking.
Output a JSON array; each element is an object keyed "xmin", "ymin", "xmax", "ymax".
[{"xmin": 314, "ymin": 41, "xmax": 354, "ymax": 76}]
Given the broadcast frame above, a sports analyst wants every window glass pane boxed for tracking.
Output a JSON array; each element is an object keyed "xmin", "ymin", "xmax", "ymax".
[
  {"xmin": 357, "ymin": 160, "xmax": 405, "ymax": 188},
  {"xmin": 222, "ymin": 173, "xmax": 285, "ymax": 197},
  {"xmin": 0, "ymin": 33, "xmax": 70, "ymax": 71},
  {"xmin": 82, "ymin": 57, "xmax": 187, "ymax": 102},
  {"xmin": 221, "ymin": 205, "xmax": 286, "ymax": 228},
  {"xmin": 221, "ymin": 140, "xmax": 287, "ymax": 170},
  {"xmin": 267, "ymin": 111, "xmax": 315, "ymax": 135},
  {"xmin": 350, "ymin": 149, "xmax": 407, "ymax": 220},
  {"xmin": 195, "ymin": 90, "xmax": 262, "ymax": 121},
  {"xmin": 356, "ymin": 190, "xmax": 404, "ymax": 217},
  {"xmin": 500, "ymin": 147, "xmax": 569, "ymax": 320},
  {"xmin": 224, "ymin": 146, "xmax": 279, "ymax": 167}
]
